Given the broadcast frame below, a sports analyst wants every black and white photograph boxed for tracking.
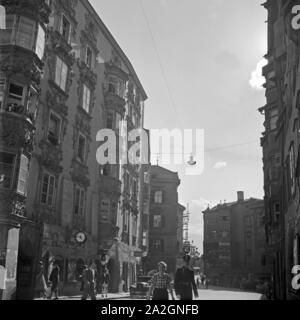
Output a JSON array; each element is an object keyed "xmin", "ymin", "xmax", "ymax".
[{"xmin": 0, "ymin": 0, "xmax": 299, "ymax": 306}]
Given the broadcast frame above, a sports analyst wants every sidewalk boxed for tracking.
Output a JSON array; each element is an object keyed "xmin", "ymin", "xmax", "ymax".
[{"xmin": 35, "ymin": 292, "xmax": 130, "ymax": 300}]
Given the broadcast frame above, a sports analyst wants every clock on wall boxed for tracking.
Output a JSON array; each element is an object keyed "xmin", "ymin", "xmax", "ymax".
[{"xmin": 74, "ymin": 231, "xmax": 87, "ymax": 245}]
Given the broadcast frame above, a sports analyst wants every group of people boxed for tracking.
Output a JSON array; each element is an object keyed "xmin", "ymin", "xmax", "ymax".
[
  {"xmin": 80, "ymin": 262, "xmax": 110, "ymax": 300},
  {"xmin": 147, "ymin": 255, "xmax": 199, "ymax": 300},
  {"xmin": 35, "ymin": 260, "xmax": 60, "ymax": 300},
  {"xmin": 35, "ymin": 260, "xmax": 110, "ymax": 300}
]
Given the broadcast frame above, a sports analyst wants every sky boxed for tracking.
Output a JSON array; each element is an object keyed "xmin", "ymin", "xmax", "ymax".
[{"xmin": 90, "ymin": 0, "xmax": 268, "ymax": 253}]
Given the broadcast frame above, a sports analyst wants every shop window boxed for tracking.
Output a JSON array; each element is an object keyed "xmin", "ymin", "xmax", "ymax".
[
  {"xmin": 41, "ymin": 173, "xmax": 56, "ymax": 206},
  {"xmin": 55, "ymin": 56, "xmax": 68, "ymax": 91},
  {"xmin": 0, "ymin": 152, "xmax": 15, "ymax": 189},
  {"xmin": 17, "ymin": 154, "xmax": 29, "ymax": 196}
]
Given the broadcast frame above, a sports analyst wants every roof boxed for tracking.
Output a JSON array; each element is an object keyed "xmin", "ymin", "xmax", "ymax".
[
  {"xmin": 83, "ymin": 0, "xmax": 148, "ymax": 100},
  {"xmin": 204, "ymin": 198, "xmax": 263, "ymax": 213}
]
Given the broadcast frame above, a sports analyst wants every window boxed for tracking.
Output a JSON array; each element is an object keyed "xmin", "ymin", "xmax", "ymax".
[
  {"xmin": 152, "ymin": 239, "xmax": 163, "ymax": 251},
  {"xmin": 123, "ymin": 211, "xmax": 129, "ymax": 232},
  {"xmin": 154, "ymin": 191, "xmax": 163, "ymax": 204},
  {"xmin": 0, "ymin": 78, "xmax": 5, "ymax": 108},
  {"xmin": 74, "ymin": 187, "xmax": 85, "ymax": 216},
  {"xmin": 0, "ymin": 152, "xmax": 15, "ymax": 189},
  {"xmin": 153, "ymin": 214, "xmax": 162, "ymax": 228},
  {"xmin": 48, "ymin": 113, "xmax": 61, "ymax": 145},
  {"xmin": 289, "ymin": 144, "xmax": 296, "ymax": 195},
  {"xmin": 106, "ymin": 112, "xmax": 114, "ymax": 129},
  {"xmin": 17, "ymin": 154, "xmax": 29, "ymax": 196},
  {"xmin": 16, "ymin": 16, "xmax": 35, "ymax": 50},
  {"xmin": 0, "ymin": 5, "xmax": 5, "ymax": 29},
  {"xmin": 8, "ymin": 82, "xmax": 25, "ymax": 106},
  {"xmin": 60, "ymin": 14, "xmax": 71, "ymax": 43},
  {"xmin": 55, "ymin": 56, "xmax": 68, "ymax": 91},
  {"xmin": 132, "ymin": 179, "xmax": 137, "ymax": 197},
  {"xmin": 269, "ymin": 108, "xmax": 279, "ymax": 131},
  {"xmin": 0, "ymin": 11, "xmax": 15, "ymax": 45},
  {"xmin": 82, "ymin": 84, "xmax": 91, "ymax": 113},
  {"xmin": 77, "ymin": 134, "xmax": 86, "ymax": 162},
  {"xmin": 35, "ymin": 24, "xmax": 45, "ymax": 59},
  {"xmin": 115, "ymin": 113, "xmax": 122, "ymax": 132},
  {"xmin": 108, "ymin": 76, "xmax": 124, "ymax": 98},
  {"xmin": 85, "ymin": 46, "xmax": 93, "ymax": 69},
  {"xmin": 41, "ymin": 173, "xmax": 56, "ymax": 206}
]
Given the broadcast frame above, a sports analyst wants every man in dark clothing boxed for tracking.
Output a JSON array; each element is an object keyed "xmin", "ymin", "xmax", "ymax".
[
  {"xmin": 48, "ymin": 260, "xmax": 60, "ymax": 300},
  {"xmin": 81, "ymin": 263, "xmax": 97, "ymax": 300},
  {"xmin": 174, "ymin": 255, "xmax": 199, "ymax": 300}
]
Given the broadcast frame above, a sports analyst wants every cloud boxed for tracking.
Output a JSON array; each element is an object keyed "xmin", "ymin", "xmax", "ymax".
[
  {"xmin": 214, "ymin": 51, "xmax": 241, "ymax": 70},
  {"xmin": 213, "ymin": 161, "xmax": 227, "ymax": 170},
  {"xmin": 249, "ymin": 58, "xmax": 267, "ymax": 90}
]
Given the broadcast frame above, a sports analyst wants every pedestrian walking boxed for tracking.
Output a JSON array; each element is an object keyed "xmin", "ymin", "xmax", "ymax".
[
  {"xmin": 174, "ymin": 255, "xmax": 199, "ymax": 300},
  {"xmin": 147, "ymin": 262, "xmax": 175, "ymax": 300},
  {"xmin": 35, "ymin": 261, "xmax": 48, "ymax": 299},
  {"xmin": 99, "ymin": 268, "xmax": 110, "ymax": 300},
  {"xmin": 205, "ymin": 277, "xmax": 209, "ymax": 289},
  {"xmin": 81, "ymin": 263, "xmax": 97, "ymax": 300},
  {"xmin": 48, "ymin": 260, "xmax": 60, "ymax": 300}
]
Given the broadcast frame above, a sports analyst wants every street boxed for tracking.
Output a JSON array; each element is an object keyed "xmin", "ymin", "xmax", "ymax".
[{"xmin": 36, "ymin": 288, "xmax": 262, "ymax": 301}]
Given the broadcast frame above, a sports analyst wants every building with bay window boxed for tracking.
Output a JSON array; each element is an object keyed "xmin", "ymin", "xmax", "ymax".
[
  {"xmin": 0, "ymin": 0, "xmax": 149, "ymax": 299},
  {"xmin": 260, "ymin": 0, "xmax": 300, "ymax": 300}
]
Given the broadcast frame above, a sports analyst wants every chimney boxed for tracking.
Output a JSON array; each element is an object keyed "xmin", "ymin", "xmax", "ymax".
[{"xmin": 237, "ymin": 191, "xmax": 244, "ymax": 202}]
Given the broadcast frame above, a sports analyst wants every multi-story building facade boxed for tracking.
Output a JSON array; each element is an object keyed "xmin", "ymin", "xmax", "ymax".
[
  {"xmin": 203, "ymin": 192, "xmax": 269, "ymax": 287},
  {"xmin": 260, "ymin": 0, "xmax": 300, "ymax": 300},
  {"xmin": 0, "ymin": 0, "xmax": 148, "ymax": 300},
  {"xmin": 146, "ymin": 165, "xmax": 182, "ymax": 277}
]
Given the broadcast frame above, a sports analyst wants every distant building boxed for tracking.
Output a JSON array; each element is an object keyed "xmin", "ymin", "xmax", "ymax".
[
  {"xmin": 146, "ymin": 166, "xmax": 183, "ymax": 277},
  {"xmin": 203, "ymin": 192, "xmax": 269, "ymax": 287}
]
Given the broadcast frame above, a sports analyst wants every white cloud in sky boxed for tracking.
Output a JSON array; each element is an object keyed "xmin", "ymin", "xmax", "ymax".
[
  {"xmin": 213, "ymin": 161, "xmax": 227, "ymax": 170},
  {"xmin": 249, "ymin": 58, "xmax": 267, "ymax": 90}
]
